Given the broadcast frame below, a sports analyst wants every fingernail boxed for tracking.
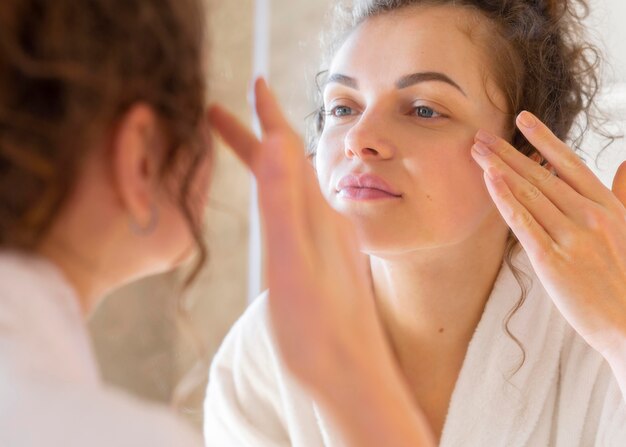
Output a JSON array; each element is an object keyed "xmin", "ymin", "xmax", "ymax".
[
  {"xmin": 472, "ymin": 142, "xmax": 491, "ymax": 156},
  {"xmin": 518, "ymin": 111, "xmax": 537, "ymax": 129},
  {"xmin": 475, "ymin": 129, "xmax": 496, "ymax": 145}
]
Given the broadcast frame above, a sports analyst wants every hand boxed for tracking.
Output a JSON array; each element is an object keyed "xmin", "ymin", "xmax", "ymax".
[
  {"xmin": 470, "ymin": 111, "xmax": 626, "ymax": 361},
  {"xmin": 209, "ymin": 78, "xmax": 435, "ymax": 447}
]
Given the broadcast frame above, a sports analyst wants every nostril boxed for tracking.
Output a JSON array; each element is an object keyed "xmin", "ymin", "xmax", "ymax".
[{"xmin": 362, "ymin": 147, "xmax": 378, "ymax": 156}]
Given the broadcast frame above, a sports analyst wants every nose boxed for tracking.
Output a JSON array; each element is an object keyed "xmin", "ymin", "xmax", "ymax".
[{"xmin": 344, "ymin": 115, "xmax": 396, "ymax": 161}]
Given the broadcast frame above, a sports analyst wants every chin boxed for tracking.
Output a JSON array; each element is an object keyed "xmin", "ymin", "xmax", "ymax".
[
  {"xmin": 354, "ymin": 228, "xmax": 429, "ymax": 256},
  {"xmin": 353, "ymin": 220, "xmax": 479, "ymax": 257}
]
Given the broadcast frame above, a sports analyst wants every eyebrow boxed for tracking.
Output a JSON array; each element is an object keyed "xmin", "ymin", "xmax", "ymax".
[
  {"xmin": 325, "ymin": 71, "xmax": 467, "ymax": 97},
  {"xmin": 325, "ymin": 73, "xmax": 359, "ymax": 89}
]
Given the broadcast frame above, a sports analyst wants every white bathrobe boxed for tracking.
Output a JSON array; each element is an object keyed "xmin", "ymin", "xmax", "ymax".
[
  {"xmin": 204, "ymin": 249, "xmax": 626, "ymax": 446},
  {"xmin": 0, "ymin": 251, "xmax": 203, "ymax": 447}
]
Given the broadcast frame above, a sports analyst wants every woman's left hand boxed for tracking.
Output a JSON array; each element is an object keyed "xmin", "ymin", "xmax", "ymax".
[{"xmin": 470, "ymin": 111, "xmax": 626, "ymax": 363}]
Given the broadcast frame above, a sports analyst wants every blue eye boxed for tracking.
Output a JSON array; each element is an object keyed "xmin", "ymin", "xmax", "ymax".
[
  {"xmin": 413, "ymin": 106, "xmax": 439, "ymax": 118},
  {"xmin": 330, "ymin": 105, "xmax": 354, "ymax": 117}
]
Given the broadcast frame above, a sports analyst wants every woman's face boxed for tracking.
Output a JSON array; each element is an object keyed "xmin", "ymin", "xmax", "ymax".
[{"xmin": 315, "ymin": 6, "xmax": 511, "ymax": 256}]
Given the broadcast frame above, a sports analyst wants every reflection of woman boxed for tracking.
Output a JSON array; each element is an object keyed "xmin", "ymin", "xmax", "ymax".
[
  {"xmin": 0, "ymin": 0, "xmax": 210, "ymax": 445},
  {"xmin": 0, "ymin": 1, "xmax": 429, "ymax": 446},
  {"xmin": 206, "ymin": 0, "xmax": 626, "ymax": 445}
]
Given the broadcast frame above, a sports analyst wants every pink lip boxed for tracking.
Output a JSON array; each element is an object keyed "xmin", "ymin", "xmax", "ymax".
[{"xmin": 336, "ymin": 173, "xmax": 402, "ymax": 201}]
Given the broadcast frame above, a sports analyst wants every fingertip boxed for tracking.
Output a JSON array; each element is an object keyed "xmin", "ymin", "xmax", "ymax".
[
  {"xmin": 255, "ymin": 76, "xmax": 268, "ymax": 91},
  {"xmin": 516, "ymin": 111, "xmax": 538, "ymax": 130},
  {"xmin": 207, "ymin": 104, "xmax": 233, "ymax": 132},
  {"xmin": 474, "ymin": 129, "xmax": 497, "ymax": 145},
  {"xmin": 253, "ymin": 77, "xmax": 270, "ymax": 103},
  {"xmin": 207, "ymin": 104, "xmax": 225, "ymax": 122}
]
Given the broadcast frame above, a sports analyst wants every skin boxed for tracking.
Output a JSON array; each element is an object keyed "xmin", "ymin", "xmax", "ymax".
[
  {"xmin": 37, "ymin": 105, "xmax": 213, "ymax": 315},
  {"xmin": 472, "ymin": 113, "xmax": 626, "ymax": 400},
  {"xmin": 211, "ymin": 79, "xmax": 437, "ymax": 447},
  {"xmin": 34, "ymin": 80, "xmax": 434, "ymax": 446},
  {"xmin": 214, "ymin": 5, "xmax": 626, "ymax": 445},
  {"xmin": 316, "ymin": 6, "xmax": 513, "ymax": 439},
  {"xmin": 33, "ymin": 79, "xmax": 435, "ymax": 446}
]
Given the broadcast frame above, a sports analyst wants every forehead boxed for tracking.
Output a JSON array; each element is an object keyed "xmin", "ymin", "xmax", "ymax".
[{"xmin": 329, "ymin": 6, "xmax": 494, "ymax": 96}]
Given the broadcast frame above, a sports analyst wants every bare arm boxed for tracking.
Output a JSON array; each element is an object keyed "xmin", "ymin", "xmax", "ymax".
[{"xmin": 208, "ymin": 78, "xmax": 435, "ymax": 447}]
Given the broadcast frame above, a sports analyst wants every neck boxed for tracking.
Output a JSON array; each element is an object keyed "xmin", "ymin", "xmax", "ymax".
[
  {"xmin": 36, "ymin": 201, "xmax": 129, "ymax": 318},
  {"xmin": 370, "ymin": 220, "xmax": 510, "ymax": 364},
  {"xmin": 38, "ymin": 236, "xmax": 109, "ymax": 317}
]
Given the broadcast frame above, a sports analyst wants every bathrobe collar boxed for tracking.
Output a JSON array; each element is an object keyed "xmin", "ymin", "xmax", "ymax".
[
  {"xmin": 0, "ymin": 250, "xmax": 101, "ymax": 385},
  {"xmin": 438, "ymin": 249, "xmax": 566, "ymax": 446},
  {"xmin": 314, "ymin": 248, "xmax": 567, "ymax": 446}
]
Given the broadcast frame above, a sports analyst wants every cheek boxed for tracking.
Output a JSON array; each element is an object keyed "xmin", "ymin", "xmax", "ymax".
[
  {"xmin": 415, "ymin": 148, "xmax": 495, "ymax": 232},
  {"xmin": 314, "ymin": 133, "xmax": 343, "ymax": 196}
]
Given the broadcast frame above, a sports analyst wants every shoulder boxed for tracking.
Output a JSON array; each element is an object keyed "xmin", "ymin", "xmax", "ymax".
[
  {"xmin": 210, "ymin": 290, "xmax": 277, "ymax": 367},
  {"xmin": 206, "ymin": 290, "xmax": 286, "ymax": 393},
  {"xmin": 0, "ymin": 367, "xmax": 202, "ymax": 447},
  {"xmin": 204, "ymin": 290, "xmax": 302, "ymax": 445}
]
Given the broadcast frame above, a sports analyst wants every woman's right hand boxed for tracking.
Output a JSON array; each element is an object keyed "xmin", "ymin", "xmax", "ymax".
[{"xmin": 209, "ymin": 78, "xmax": 435, "ymax": 447}]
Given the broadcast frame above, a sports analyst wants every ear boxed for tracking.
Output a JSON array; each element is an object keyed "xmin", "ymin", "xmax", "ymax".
[
  {"xmin": 110, "ymin": 104, "xmax": 164, "ymax": 228},
  {"xmin": 612, "ymin": 161, "xmax": 626, "ymax": 208}
]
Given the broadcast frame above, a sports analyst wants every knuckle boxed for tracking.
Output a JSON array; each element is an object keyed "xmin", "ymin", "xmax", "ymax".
[
  {"xmin": 529, "ymin": 166, "xmax": 553, "ymax": 186},
  {"xmin": 561, "ymin": 232, "xmax": 589, "ymax": 259},
  {"xmin": 534, "ymin": 242, "xmax": 558, "ymax": 263},
  {"xmin": 493, "ymin": 143, "xmax": 513, "ymax": 158},
  {"xmin": 509, "ymin": 209, "xmax": 534, "ymax": 229},
  {"xmin": 562, "ymin": 153, "xmax": 585, "ymax": 171},
  {"xmin": 520, "ymin": 184, "xmax": 542, "ymax": 202},
  {"xmin": 584, "ymin": 206, "xmax": 610, "ymax": 231}
]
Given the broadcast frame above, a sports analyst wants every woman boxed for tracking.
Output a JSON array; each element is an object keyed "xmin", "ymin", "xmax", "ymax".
[
  {"xmin": 0, "ymin": 0, "xmax": 433, "ymax": 446},
  {"xmin": 206, "ymin": 0, "xmax": 626, "ymax": 445}
]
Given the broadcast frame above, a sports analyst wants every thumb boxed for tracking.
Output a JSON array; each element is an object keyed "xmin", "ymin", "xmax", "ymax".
[{"xmin": 612, "ymin": 161, "xmax": 626, "ymax": 207}]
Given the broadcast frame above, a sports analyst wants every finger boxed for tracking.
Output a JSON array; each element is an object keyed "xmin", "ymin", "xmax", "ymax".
[
  {"xmin": 515, "ymin": 111, "xmax": 620, "ymax": 211},
  {"xmin": 209, "ymin": 102, "xmax": 311, "ymax": 271},
  {"xmin": 256, "ymin": 132, "xmax": 310, "ymax": 257},
  {"xmin": 254, "ymin": 77, "xmax": 293, "ymax": 136},
  {"xmin": 255, "ymin": 80, "xmax": 329, "ymax": 251},
  {"xmin": 612, "ymin": 161, "xmax": 626, "ymax": 208},
  {"xmin": 474, "ymin": 129, "xmax": 591, "ymax": 224},
  {"xmin": 472, "ymin": 142, "xmax": 576, "ymax": 244},
  {"xmin": 208, "ymin": 104, "xmax": 260, "ymax": 169},
  {"xmin": 482, "ymin": 169, "xmax": 556, "ymax": 259}
]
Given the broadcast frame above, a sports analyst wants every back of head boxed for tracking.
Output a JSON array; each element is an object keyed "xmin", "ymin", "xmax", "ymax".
[{"xmin": 0, "ymin": 0, "xmax": 207, "ymax": 250}]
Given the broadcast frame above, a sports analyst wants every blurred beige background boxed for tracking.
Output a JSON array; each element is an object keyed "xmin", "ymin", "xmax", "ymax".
[{"xmin": 87, "ymin": 0, "xmax": 626, "ymax": 435}]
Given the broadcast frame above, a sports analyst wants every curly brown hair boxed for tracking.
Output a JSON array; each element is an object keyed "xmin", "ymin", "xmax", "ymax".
[
  {"xmin": 0, "ymin": 0, "xmax": 209, "ymax": 272},
  {"xmin": 309, "ymin": 0, "xmax": 605, "ymax": 373},
  {"xmin": 310, "ymin": 0, "xmax": 602, "ymax": 157}
]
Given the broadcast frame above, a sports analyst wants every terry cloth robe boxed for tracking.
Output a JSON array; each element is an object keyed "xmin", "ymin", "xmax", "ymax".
[
  {"xmin": 0, "ymin": 251, "xmax": 203, "ymax": 447},
  {"xmin": 204, "ymin": 249, "xmax": 626, "ymax": 446}
]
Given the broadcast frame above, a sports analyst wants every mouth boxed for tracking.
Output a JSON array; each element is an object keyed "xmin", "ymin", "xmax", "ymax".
[{"xmin": 336, "ymin": 173, "xmax": 403, "ymax": 201}]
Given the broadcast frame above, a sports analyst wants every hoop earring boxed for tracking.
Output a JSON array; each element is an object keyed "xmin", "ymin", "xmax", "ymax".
[{"xmin": 130, "ymin": 203, "xmax": 160, "ymax": 235}]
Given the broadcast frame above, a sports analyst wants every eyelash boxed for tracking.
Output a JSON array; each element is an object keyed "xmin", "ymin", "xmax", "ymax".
[
  {"xmin": 412, "ymin": 105, "xmax": 442, "ymax": 119},
  {"xmin": 326, "ymin": 105, "xmax": 355, "ymax": 118},
  {"xmin": 325, "ymin": 104, "xmax": 445, "ymax": 120}
]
